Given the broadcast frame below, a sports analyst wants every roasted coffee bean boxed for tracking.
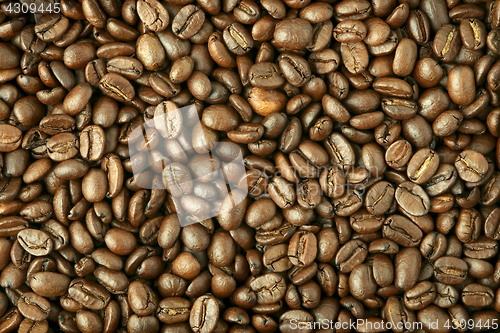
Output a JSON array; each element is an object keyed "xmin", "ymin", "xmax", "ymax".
[
  {"xmin": 250, "ymin": 273, "xmax": 286, "ymax": 304},
  {"xmin": 0, "ymin": 125, "xmax": 23, "ymax": 152},
  {"xmin": 395, "ymin": 181, "xmax": 431, "ymax": 216},
  {"xmin": 383, "ymin": 214, "xmax": 423, "ymax": 247},
  {"xmin": 99, "ymin": 73, "xmax": 135, "ymax": 103},
  {"xmin": 137, "ymin": 0, "xmax": 170, "ymax": 32},
  {"xmin": 461, "ymin": 283, "xmax": 494, "ymax": 308},
  {"xmin": 18, "ymin": 292, "xmax": 51, "ymax": 321},
  {"xmin": 190, "ymin": 294, "xmax": 219, "ymax": 332},
  {"xmin": 172, "ymin": 5, "xmax": 205, "ymax": 40},
  {"xmin": 395, "ymin": 247, "xmax": 421, "ymax": 291},
  {"xmin": 29, "ymin": 272, "xmax": 71, "ymax": 297},
  {"xmin": 434, "ymin": 256, "xmax": 468, "ymax": 285},
  {"xmin": 273, "ymin": 18, "xmax": 313, "ymax": 51},
  {"xmin": 407, "ymin": 148, "xmax": 440, "ymax": 184},
  {"xmin": 433, "ymin": 24, "xmax": 461, "ymax": 63},
  {"xmin": 17, "ymin": 229, "xmax": 53, "ymax": 256},
  {"xmin": 454, "ymin": 150, "xmax": 488, "ymax": 183}
]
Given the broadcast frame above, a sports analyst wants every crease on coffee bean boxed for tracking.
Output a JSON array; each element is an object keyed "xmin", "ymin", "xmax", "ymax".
[
  {"xmin": 335, "ymin": 191, "xmax": 361, "ymax": 211},
  {"xmin": 107, "ymin": 64, "xmax": 141, "ymax": 76},
  {"xmin": 481, "ymin": 173, "xmax": 497, "ymax": 201},
  {"xmin": 193, "ymin": 297, "xmax": 209, "ymax": 329},
  {"xmin": 157, "ymin": 306, "xmax": 189, "ymax": 315},
  {"xmin": 308, "ymin": 26, "xmax": 322, "ymax": 51},
  {"xmin": 237, "ymin": 2, "xmax": 257, "ymax": 17},
  {"xmin": 18, "ymin": 236, "xmax": 50, "ymax": 251},
  {"xmin": 228, "ymin": 25, "xmax": 250, "ymax": 51},
  {"xmin": 269, "ymin": 183, "xmax": 293, "ymax": 208},
  {"xmin": 464, "ymin": 243, "xmax": 498, "ymax": 251},
  {"xmin": 139, "ymin": 0, "xmax": 167, "ymax": 29},
  {"xmin": 425, "ymin": 169, "xmax": 456, "ymax": 188},
  {"xmin": 21, "ymin": 296, "xmax": 50, "ymax": 314},
  {"xmin": 326, "ymin": 139, "xmax": 345, "ymax": 167},
  {"xmin": 35, "ymin": 16, "xmax": 64, "ymax": 39},
  {"xmin": 405, "ymin": 288, "xmax": 435, "ymax": 305},
  {"xmin": 441, "ymin": 27, "xmax": 456, "ymax": 59},
  {"xmin": 436, "ymin": 286, "xmax": 456, "ymax": 303},
  {"xmin": 72, "ymin": 283, "xmax": 109, "ymax": 306},
  {"xmin": 434, "ymin": 266, "xmax": 467, "ymax": 278},
  {"xmin": 175, "ymin": 9, "xmax": 201, "ymax": 36},
  {"xmin": 369, "ymin": 185, "xmax": 391, "ymax": 210},
  {"xmin": 248, "ymin": 174, "xmax": 266, "ymax": 196},
  {"xmin": 410, "ymin": 151, "xmax": 436, "ymax": 181},
  {"xmin": 462, "ymin": 291, "xmax": 493, "ymax": 297},
  {"xmin": 399, "ymin": 184, "xmax": 428, "ymax": 211},
  {"xmin": 469, "ymin": 19, "xmax": 482, "ymax": 49},
  {"xmin": 281, "ymin": 55, "xmax": 309, "ymax": 84},
  {"xmin": 346, "ymin": 43, "xmax": 361, "ymax": 73},
  {"xmin": 415, "ymin": 11, "xmax": 428, "ymax": 43},
  {"xmin": 101, "ymin": 81, "xmax": 130, "ymax": 102}
]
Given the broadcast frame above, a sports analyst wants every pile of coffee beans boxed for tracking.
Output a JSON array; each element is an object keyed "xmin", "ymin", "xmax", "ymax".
[{"xmin": 2, "ymin": 0, "xmax": 500, "ymax": 332}]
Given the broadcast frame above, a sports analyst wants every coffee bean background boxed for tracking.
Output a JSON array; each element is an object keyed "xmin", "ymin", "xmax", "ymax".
[{"xmin": 1, "ymin": 0, "xmax": 500, "ymax": 332}]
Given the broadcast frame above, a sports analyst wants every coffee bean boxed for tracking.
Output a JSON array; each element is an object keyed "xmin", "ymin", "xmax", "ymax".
[
  {"xmin": 29, "ymin": 272, "xmax": 71, "ymax": 297},
  {"xmin": 137, "ymin": 0, "xmax": 170, "ymax": 32},
  {"xmin": 433, "ymin": 24, "xmax": 461, "ymax": 63},
  {"xmin": 99, "ymin": 73, "xmax": 135, "ymax": 103},
  {"xmin": 455, "ymin": 150, "xmax": 488, "ymax": 183},
  {"xmin": 0, "ymin": 125, "xmax": 23, "ymax": 152},
  {"xmin": 18, "ymin": 292, "xmax": 51, "ymax": 321},
  {"xmin": 461, "ymin": 283, "xmax": 494, "ymax": 308},
  {"xmin": 395, "ymin": 181, "xmax": 431, "ymax": 216},
  {"xmin": 434, "ymin": 256, "xmax": 469, "ymax": 285},
  {"xmin": 407, "ymin": 148, "xmax": 440, "ymax": 184},
  {"xmin": 273, "ymin": 18, "xmax": 313, "ymax": 51},
  {"xmin": 249, "ymin": 273, "xmax": 286, "ymax": 304},
  {"xmin": 17, "ymin": 229, "xmax": 53, "ymax": 256},
  {"xmin": 172, "ymin": 5, "xmax": 205, "ymax": 40},
  {"xmin": 395, "ymin": 247, "xmax": 421, "ymax": 291},
  {"xmin": 190, "ymin": 294, "xmax": 219, "ymax": 332}
]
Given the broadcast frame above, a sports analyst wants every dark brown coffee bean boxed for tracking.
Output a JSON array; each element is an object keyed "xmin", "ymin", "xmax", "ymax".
[
  {"xmin": 128, "ymin": 280, "xmax": 158, "ymax": 316},
  {"xmin": 333, "ymin": 20, "xmax": 367, "ymax": 43},
  {"xmin": 448, "ymin": 65, "xmax": 476, "ymax": 105},
  {"xmin": 172, "ymin": 5, "xmax": 205, "ymax": 39},
  {"xmin": 17, "ymin": 229, "xmax": 53, "ymax": 256},
  {"xmin": 249, "ymin": 273, "xmax": 286, "ymax": 304},
  {"xmin": 407, "ymin": 148, "xmax": 440, "ymax": 184},
  {"xmin": 455, "ymin": 150, "xmax": 488, "ymax": 183},
  {"xmin": 190, "ymin": 294, "xmax": 219, "ymax": 333},
  {"xmin": 434, "ymin": 256, "xmax": 468, "ymax": 285},
  {"xmin": 395, "ymin": 181, "xmax": 431, "ymax": 216},
  {"xmin": 137, "ymin": 0, "xmax": 170, "ymax": 32},
  {"xmin": 29, "ymin": 271, "xmax": 71, "ymax": 297},
  {"xmin": 0, "ymin": 124, "xmax": 22, "ymax": 152},
  {"xmin": 18, "ymin": 292, "xmax": 51, "ymax": 322},
  {"xmin": 341, "ymin": 42, "xmax": 369, "ymax": 74},
  {"xmin": 224, "ymin": 23, "xmax": 253, "ymax": 55},
  {"xmin": 335, "ymin": 239, "xmax": 368, "ymax": 273},
  {"xmin": 287, "ymin": 231, "xmax": 317, "ymax": 267},
  {"xmin": 395, "ymin": 247, "xmax": 421, "ymax": 291},
  {"xmin": 383, "ymin": 214, "xmax": 423, "ymax": 247},
  {"xmin": 278, "ymin": 53, "xmax": 311, "ymax": 87},
  {"xmin": 365, "ymin": 181, "xmax": 394, "ymax": 215},
  {"xmin": 433, "ymin": 24, "xmax": 461, "ymax": 62},
  {"xmin": 99, "ymin": 73, "xmax": 135, "ymax": 103},
  {"xmin": 273, "ymin": 18, "xmax": 313, "ymax": 51},
  {"xmin": 461, "ymin": 283, "xmax": 494, "ymax": 308}
]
